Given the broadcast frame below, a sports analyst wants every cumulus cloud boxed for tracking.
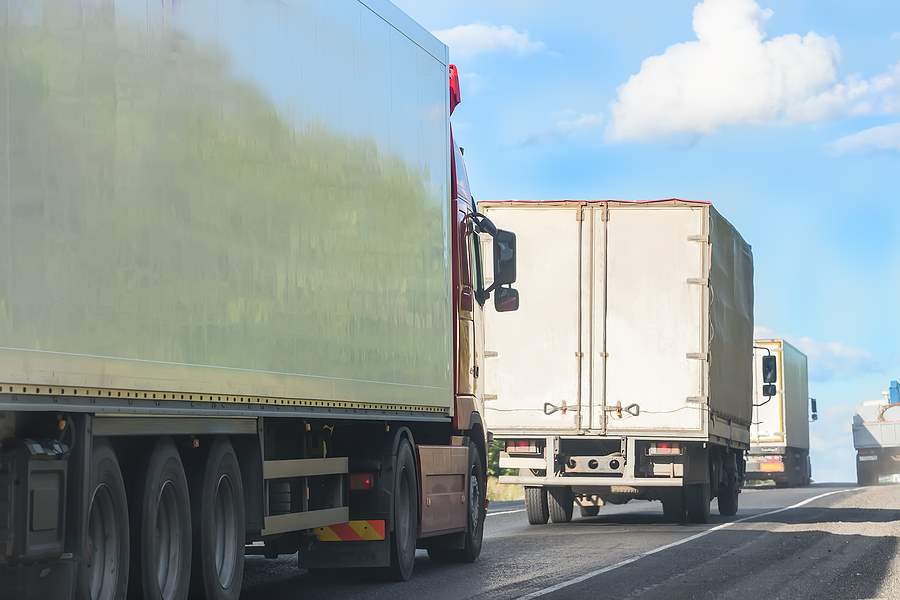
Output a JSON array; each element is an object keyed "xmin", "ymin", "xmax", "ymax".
[
  {"xmin": 519, "ymin": 111, "xmax": 604, "ymax": 146},
  {"xmin": 607, "ymin": 0, "xmax": 900, "ymax": 141},
  {"xmin": 433, "ymin": 24, "xmax": 545, "ymax": 60},
  {"xmin": 827, "ymin": 122, "xmax": 900, "ymax": 155}
]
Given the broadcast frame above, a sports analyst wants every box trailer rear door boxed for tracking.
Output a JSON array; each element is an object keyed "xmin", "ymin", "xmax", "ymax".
[
  {"xmin": 483, "ymin": 205, "xmax": 584, "ymax": 432},
  {"xmin": 598, "ymin": 205, "xmax": 707, "ymax": 434}
]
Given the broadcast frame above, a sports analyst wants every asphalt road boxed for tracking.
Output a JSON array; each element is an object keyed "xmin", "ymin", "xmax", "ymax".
[{"xmin": 241, "ymin": 483, "xmax": 900, "ymax": 599}]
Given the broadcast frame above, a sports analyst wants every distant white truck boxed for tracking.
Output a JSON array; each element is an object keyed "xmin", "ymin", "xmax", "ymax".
[
  {"xmin": 482, "ymin": 199, "xmax": 760, "ymax": 524},
  {"xmin": 853, "ymin": 381, "xmax": 900, "ymax": 485},
  {"xmin": 746, "ymin": 339, "xmax": 815, "ymax": 487}
]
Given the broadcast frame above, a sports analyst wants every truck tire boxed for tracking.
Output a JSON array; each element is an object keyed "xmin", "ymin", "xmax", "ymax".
[
  {"xmin": 189, "ymin": 437, "xmax": 245, "ymax": 600},
  {"xmin": 384, "ymin": 439, "xmax": 418, "ymax": 581},
  {"xmin": 717, "ymin": 480, "xmax": 739, "ymax": 517},
  {"xmin": 662, "ymin": 495, "xmax": 685, "ymax": 522},
  {"xmin": 79, "ymin": 440, "xmax": 130, "ymax": 600},
  {"xmin": 685, "ymin": 483, "xmax": 711, "ymax": 524},
  {"xmin": 548, "ymin": 487, "xmax": 574, "ymax": 523},
  {"xmin": 579, "ymin": 505, "xmax": 600, "ymax": 518},
  {"xmin": 427, "ymin": 443, "xmax": 486, "ymax": 563},
  {"xmin": 525, "ymin": 487, "xmax": 549, "ymax": 525},
  {"xmin": 856, "ymin": 460, "xmax": 877, "ymax": 486},
  {"xmin": 128, "ymin": 436, "xmax": 192, "ymax": 600}
]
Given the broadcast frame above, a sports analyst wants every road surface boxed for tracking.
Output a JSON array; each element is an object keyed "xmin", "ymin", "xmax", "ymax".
[{"xmin": 241, "ymin": 483, "xmax": 900, "ymax": 599}]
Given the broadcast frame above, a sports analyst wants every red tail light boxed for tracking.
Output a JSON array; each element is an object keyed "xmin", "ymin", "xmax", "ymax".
[
  {"xmin": 350, "ymin": 473, "xmax": 375, "ymax": 491},
  {"xmin": 505, "ymin": 440, "xmax": 542, "ymax": 456},
  {"xmin": 648, "ymin": 442, "xmax": 682, "ymax": 456}
]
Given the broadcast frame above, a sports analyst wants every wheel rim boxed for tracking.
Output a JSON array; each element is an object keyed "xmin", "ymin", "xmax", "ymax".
[
  {"xmin": 213, "ymin": 474, "xmax": 238, "ymax": 589},
  {"xmin": 468, "ymin": 466, "xmax": 481, "ymax": 532},
  {"xmin": 155, "ymin": 480, "xmax": 184, "ymax": 600},
  {"xmin": 87, "ymin": 484, "xmax": 121, "ymax": 600},
  {"xmin": 396, "ymin": 465, "xmax": 411, "ymax": 547}
]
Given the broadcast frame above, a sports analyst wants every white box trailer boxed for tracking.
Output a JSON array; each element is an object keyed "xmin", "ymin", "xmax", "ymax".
[
  {"xmin": 0, "ymin": 1, "xmax": 517, "ymax": 595},
  {"xmin": 747, "ymin": 339, "xmax": 812, "ymax": 486},
  {"xmin": 482, "ymin": 199, "xmax": 754, "ymax": 524}
]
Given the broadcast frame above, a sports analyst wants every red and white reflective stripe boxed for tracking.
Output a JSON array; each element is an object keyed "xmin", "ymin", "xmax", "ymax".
[{"xmin": 314, "ymin": 520, "xmax": 386, "ymax": 542}]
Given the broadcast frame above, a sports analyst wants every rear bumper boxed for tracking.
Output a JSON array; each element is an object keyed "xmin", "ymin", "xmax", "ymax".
[{"xmin": 498, "ymin": 474, "xmax": 684, "ymax": 488}]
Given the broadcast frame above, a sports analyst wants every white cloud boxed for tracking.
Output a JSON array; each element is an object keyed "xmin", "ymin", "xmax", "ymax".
[
  {"xmin": 827, "ymin": 122, "xmax": 900, "ymax": 155},
  {"xmin": 607, "ymin": 0, "xmax": 900, "ymax": 141},
  {"xmin": 754, "ymin": 326, "xmax": 879, "ymax": 382},
  {"xmin": 793, "ymin": 336, "xmax": 880, "ymax": 382},
  {"xmin": 519, "ymin": 111, "xmax": 604, "ymax": 146},
  {"xmin": 433, "ymin": 24, "xmax": 545, "ymax": 60}
]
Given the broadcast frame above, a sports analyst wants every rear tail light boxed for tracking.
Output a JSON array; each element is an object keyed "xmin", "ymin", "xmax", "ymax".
[
  {"xmin": 505, "ymin": 440, "xmax": 542, "ymax": 456},
  {"xmin": 350, "ymin": 473, "xmax": 376, "ymax": 491},
  {"xmin": 647, "ymin": 442, "xmax": 683, "ymax": 456}
]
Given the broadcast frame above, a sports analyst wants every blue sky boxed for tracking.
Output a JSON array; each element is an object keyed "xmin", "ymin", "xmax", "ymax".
[{"xmin": 395, "ymin": 0, "xmax": 900, "ymax": 482}]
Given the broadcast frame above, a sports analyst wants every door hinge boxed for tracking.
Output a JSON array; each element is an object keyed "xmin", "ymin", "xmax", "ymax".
[
  {"xmin": 686, "ymin": 277, "xmax": 709, "ymax": 286},
  {"xmin": 686, "ymin": 352, "xmax": 709, "ymax": 361},
  {"xmin": 687, "ymin": 395, "xmax": 707, "ymax": 404},
  {"xmin": 687, "ymin": 234, "xmax": 709, "ymax": 243}
]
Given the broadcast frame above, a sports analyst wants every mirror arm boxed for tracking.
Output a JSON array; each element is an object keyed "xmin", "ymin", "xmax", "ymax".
[{"xmin": 472, "ymin": 212, "xmax": 498, "ymax": 237}]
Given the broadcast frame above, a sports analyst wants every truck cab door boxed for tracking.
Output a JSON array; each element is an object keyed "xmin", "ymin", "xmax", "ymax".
[{"xmin": 457, "ymin": 209, "xmax": 477, "ymax": 397}]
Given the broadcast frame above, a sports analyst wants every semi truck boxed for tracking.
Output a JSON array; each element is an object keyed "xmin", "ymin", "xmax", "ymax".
[
  {"xmin": 0, "ymin": 2, "xmax": 520, "ymax": 599},
  {"xmin": 482, "ymin": 199, "xmax": 757, "ymax": 525},
  {"xmin": 746, "ymin": 339, "xmax": 815, "ymax": 487},
  {"xmin": 853, "ymin": 381, "xmax": 900, "ymax": 485}
]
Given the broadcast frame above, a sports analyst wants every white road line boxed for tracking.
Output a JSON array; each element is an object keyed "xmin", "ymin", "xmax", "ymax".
[
  {"xmin": 487, "ymin": 509, "xmax": 526, "ymax": 517},
  {"xmin": 517, "ymin": 487, "xmax": 861, "ymax": 600}
]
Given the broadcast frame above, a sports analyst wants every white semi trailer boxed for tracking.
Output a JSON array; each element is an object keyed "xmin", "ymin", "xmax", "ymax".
[
  {"xmin": 747, "ymin": 339, "xmax": 815, "ymax": 487},
  {"xmin": 482, "ymin": 199, "xmax": 757, "ymax": 524},
  {"xmin": 0, "ymin": 2, "xmax": 520, "ymax": 599}
]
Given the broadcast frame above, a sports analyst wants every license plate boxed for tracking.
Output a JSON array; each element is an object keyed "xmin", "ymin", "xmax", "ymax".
[
  {"xmin": 858, "ymin": 455, "xmax": 878, "ymax": 462},
  {"xmin": 760, "ymin": 462, "xmax": 785, "ymax": 472}
]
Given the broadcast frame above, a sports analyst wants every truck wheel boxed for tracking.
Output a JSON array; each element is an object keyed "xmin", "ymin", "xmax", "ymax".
[
  {"xmin": 548, "ymin": 487, "xmax": 574, "ymax": 523},
  {"xmin": 685, "ymin": 483, "xmax": 711, "ymax": 524},
  {"xmin": 579, "ymin": 506, "xmax": 600, "ymax": 518},
  {"xmin": 427, "ymin": 443, "xmax": 486, "ymax": 563},
  {"xmin": 384, "ymin": 439, "xmax": 418, "ymax": 581},
  {"xmin": 128, "ymin": 437, "xmax": 192, "ymax": 600},
  {"xmin": 662, "ymin": 495, "xmax": 685, "ymax": 522},
  {"xmin": 856, "ymin": 461, "xmax": 876, "ymax": 486},
  {"xmin": 189, "ymin": 437, "xmax": 245, "ymax": 600},
  {"xmin": 79, "ymin": 440, "xmax": 130, "ymax": 600},
  {"xmin": 717, "ymin": 480, "xmax": 739, "ymax": 517},
  {"xmin": 524, "ymin": 487, "xmax": 549, "ymax": 525}
]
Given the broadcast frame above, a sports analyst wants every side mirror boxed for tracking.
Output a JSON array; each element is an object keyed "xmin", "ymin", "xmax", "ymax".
[
  {"xmin": 810, "ymin": 398, "xmax": 818, "ymax": 421},
  {"xmin": 494, "ymin": 286, "xmax": 519, "ymax": 312},
  {"xmin": 493, "ymin": 229, "xmax": 516, "ymax": 286},
  {"xmin": 762, "ymin": 384, "xmax": 776, "ymax": 397},
  {"xmin": 762, "ymin": 355, "xmax": 777, "ymax": 384}
]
